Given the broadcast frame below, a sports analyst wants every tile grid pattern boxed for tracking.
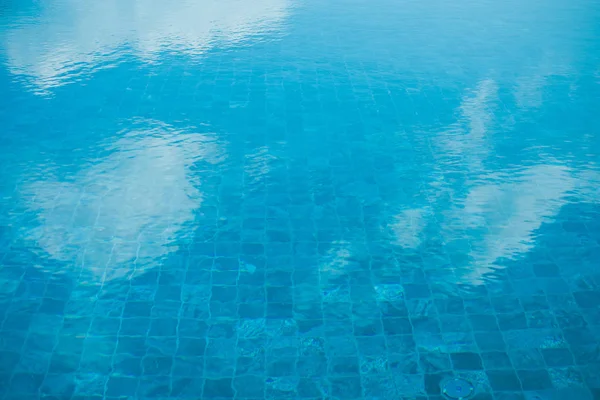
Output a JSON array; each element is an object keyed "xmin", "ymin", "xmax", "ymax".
[
  {"xmin": 1, "ymin": 200, "xmax": 600, "ymax": 399},
  {"xmin": 1, "ymin": 2, "xmax": 600, "ymax": 398}
]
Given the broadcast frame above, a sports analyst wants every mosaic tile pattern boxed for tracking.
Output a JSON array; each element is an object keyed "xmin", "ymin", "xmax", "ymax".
[{"xmin": 1, "ymin": 0, "xmax": 600, "ymax": 399}]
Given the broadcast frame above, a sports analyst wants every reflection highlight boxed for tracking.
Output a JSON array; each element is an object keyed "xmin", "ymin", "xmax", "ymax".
[
  {"xmin": 1, "ymin": 0, "xmax": 290, "ymax": 93},
  {"xmin": 18, "ymin": 119, "xmax": 225, "ymax": 282},
  {"xmin": 388, "ymin": 78, "xmax": 600, "ymax": 285}
]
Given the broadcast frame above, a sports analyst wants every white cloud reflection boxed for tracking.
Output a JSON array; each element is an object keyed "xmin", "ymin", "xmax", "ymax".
[
  {"xmin": 455, "ymin": 164, "xmax": 575, "ymax": 283},
  {"xmin": 1, "ymin": 0, "xmax": 290, "ymax": 93},
  {"xmin": 388, "ymin": 78, "xmax": 600, "ymax": 285},
  {"xmin": 388, "ymin": 79, "xmax": 500, "ymax": 257},
  {"xmin": 390, "ymin": 208, "xmax": 429, "ymax": 249},
  {"xmin": 19, "ymin": 119, "xmax": 225, "ymax": 283}
]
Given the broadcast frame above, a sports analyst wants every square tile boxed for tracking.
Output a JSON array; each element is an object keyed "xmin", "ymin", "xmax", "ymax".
[
  {"xmin": 486, "ymin": 370, "xmax": 522, "ymax": 391},
  {"xmin": 450, "ymin": 352, "xmax": 484, "ymax": 370}
]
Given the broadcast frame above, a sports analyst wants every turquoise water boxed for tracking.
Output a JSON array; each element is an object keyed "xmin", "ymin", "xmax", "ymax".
[{"xmin": 1, "ymin": 0, "xmax": 600, "ymax": 398}]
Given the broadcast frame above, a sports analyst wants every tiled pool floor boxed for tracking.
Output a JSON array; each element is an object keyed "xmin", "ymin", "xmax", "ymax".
[{"xmin": 1, "ymin": 0, "xmax": 600, "ymax": 399}]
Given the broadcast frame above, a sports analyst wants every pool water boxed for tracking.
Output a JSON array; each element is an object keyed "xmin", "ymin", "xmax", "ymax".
[{"xmin": 1, "ymin": 0, "xmax": 599, "ymax": 399}]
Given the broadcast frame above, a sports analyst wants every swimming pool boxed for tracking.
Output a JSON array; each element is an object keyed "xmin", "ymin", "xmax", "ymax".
[{"xmin": 0, "ymin": 0, "xmax": 599, "ymax": 398}]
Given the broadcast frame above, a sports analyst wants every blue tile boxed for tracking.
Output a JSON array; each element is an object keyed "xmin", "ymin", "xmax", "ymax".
[
  {"xmin": 487, "ymin": 370, "xmax": 522, "ymax": 392},
  {"xmin": 234, "ymin": 375, "xmax": 266, "ymax": 397},
  {"xmin": 517, "ymin": 369, "xmax": 554, "ymax": 391},
  {"xmin": 450, "ymin": 352, "xmax": 484, "ymax": 370},
  {"xmin": 203, "ymin": 378, "xmax": 234, "ymax": 398},
  {"xmin": 542, "ymin": 348, "xmax": 576, "ymax": 367},
  {"xmin": 509, "ymin": 349, "xmax": 547, "ymax": 370},
  {"xmin": 105, "ymin": 376, "xmax": 138, "ymax": 397},
  {"xmin": 481, "ymin": 352, "xmax": 513, "ymax": 370},
  {"xmin": 474, "ymin": 331, "xmax": 506, "ymax": 351},
  {"xmin": 330, "ymin": 376, "xmax": 363, "ymax": 398}
]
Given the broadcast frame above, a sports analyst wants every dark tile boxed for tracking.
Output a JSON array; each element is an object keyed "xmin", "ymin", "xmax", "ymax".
[
  {"xmin": 205, "ymin": 357, "xmax": 236, "ymax": 377},
  {"xmin": 573, "ymin": 291, "xmax": 600, "ymax": 308},
  {"xmin": 324, "ymin": 319, "xmax": 354, "ymax": 336},
  {"xmin": 149, "ymin": 318, "xmax": 178, "ymax": 336},
  {"xmin": 170, "ymin": 377, "xmax": 204, "ymax": 397},
  {"xmin": 39, "ymin": 298, "xmax": 66, "ymax": 315},
  {"xmin": 328, "ymin": 356, "xmax": 360, "ymax": 376},
  {"xmin": 266, "ymin": 302, "xmax": 293, "ymax": 318},
  {"xmin": 211, "ymin": 286, "xmax": 238, "ymax": 302},
  {"xmin": 526, "ymin": 310, "xmax": 557, "ymax": 329},
  {"xmin": 494, "ymin": 392, "xmax": 526, "ymax": 400},
  {"xmin": 471, "ymin": 393, "xmax": 494, "ymax": 400},
  {"xmin": 520, "ymin": 295, "xmax": 550, "ymax": 312},
  {"xmin": 355, "ymin": 336, "xmax": 387, "ymax": 356},
  {"xmin": 464, "ymin": 298, "xmax": 494, "ymax": 314},
  {"xmin": 497, "ymin": 313, "xmax": 528, "ymax": 330},
  {"xmin": 481, "ymin": 351, "xmax": 513, "ymax": 369},
  {"xmin": 487, "ymin": 370, "xmax": 522, "ymax": 391},
  {"xmin": 382, "ymin": 317, "xmax": 413, "ymax": 335},
  {"xmin": 203, "ymin": 378, "xmax": 234, "ymax": 398},
  {"xmin": 142, "ymin": 356, "xmax": 173, "ymax": 376},
  {"xmin": 296, "ymin": 355, "xmax": 327, "ymax": 376},
  {"xmin": 297, "ymin": 377, "xmax": 326, "ymax": 397},
  {"xmin": 123, "ymin": 301, "xmax": 153, "ymax": 317},
  {"xmin": 571, "ymin": 345, "xmax": 600, "ymax": 365},
  {"xmin": 423, "ymin": 373, "xmax": 445, "ymax": 395},
  {"xmin": 435, "ymin": 297, "xmax": 465, "ymax": 314},
  {"xmin": 554, "ymin": 309, "xmax": 588, "ymax": 329},
  {"xmin": 379, "ymin": 301, "xmax": 409, "ymax": 317},
  {"xmin": 450, "ymin": 352, "xmax": 483, "ymax": 370},
  {"xmin": 491, "ymin": 296, "xmax": 523, "ymax": 313},
  {"xmin": 563, "ymin": 327, "xmax": 597, "ymax": 346},
  {"xmin": 0, "ymin": 351, "xmax": 20, "ymax": 372},
  {"xmin": 509, "ymin": 349, "xmax": 545, "ymax": 369},
  {"xmin": 516, "ymin": 369, "xmax": 553, "ymax": 391},
  {"xmin": 238, "ymin": 303, "xmax": 265, "ymax": 318},
  {"xmin": 326, "ymin": 336, "xmax": 358, "ymax": 357},
  {"xmin": 353, "ymin": 318, "xmax": 383, "ymax": 336},
  {"xmin": 541, "ymin": 348, "xmax": 575, "ymax": 367},
  {"xmin": 469, "ymin": 314, "xmax": 500, "ymax": 332},
  {"xmin": 329, "ymin": 376, "xmax": 362, "ymax": 398},
  {"xmin": 474, "ymin": 331, "xmax": 506, "ymax": 351},
  {"xmin": 580, "ymin": 363, "xmax": 600, "ymax": 388},
  {"xmin": 106, "ymin": 376, "xmax": 138, "ymax": 397},
  {"xmin": 267, "ymin": 286, "xmax": 293, "ymax": 303},
  {"xmin": 267, "ymin": 357, "xmax": 297, "ymax": 376},
  {"xmin": 411, "ymin": 316, "xmax": 441, "ymax": 334},
  {"xmin": 386, "ymin": 334, "xmax": 417, "ymax": 354},
  {"xmin": 172, "ymin": 356, "xmax": 204, "ymax": 377},
  {"xmin": 178, "ymin": 338, "xmax": 207, "ymax": 356},
  {"xmin": 233, "ymin": 375, "xmax": 265, "ymax": 397},
  {"xmin": 8, "ymin": 373, "xmax": 45, "ymax": 394},
  {"xmin": 404, "ymin": 284, "xmax": 431, "ymax": 299},
  {"xmin": 439, "ymin": 314, "xmax": 471, "ymax": 332},
  {"xmin": 532, "ymin": 262, "xmax": 560, "ymax": 277}
]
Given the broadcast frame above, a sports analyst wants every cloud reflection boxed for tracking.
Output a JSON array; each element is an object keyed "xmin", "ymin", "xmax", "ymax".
[
  {"xmin": 454, "ymin": 164, "xmax": 576, "ymax": 283},
  {"xmin": 389, "ymin": 78, "xmax": 599, "ymax": 285},
  {"xmin": 1, "ymin": 0, "xmax": 290, "ymax": 93},
  {"xmin": 388, "ymin": 79, "xmax": 500, "ymax": 254},
  {"xmin": 19, "ymin": 119, "xmax": 225, "ymax": 282}
]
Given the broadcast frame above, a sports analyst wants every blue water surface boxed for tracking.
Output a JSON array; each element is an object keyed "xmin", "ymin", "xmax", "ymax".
[{"xmin": 1, "ymin": 0, "xmax": 600, "ymax": 399}]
